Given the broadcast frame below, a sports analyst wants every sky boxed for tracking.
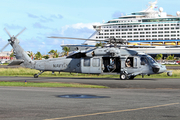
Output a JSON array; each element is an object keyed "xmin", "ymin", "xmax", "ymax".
[{"xmin": 0, "ymin": 0, "xmax": 180, "ymax": 54}]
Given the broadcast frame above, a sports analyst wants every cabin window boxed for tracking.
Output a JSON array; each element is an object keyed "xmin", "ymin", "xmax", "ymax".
[
  {"xmin": 84, "ymin": 59, "xmax": 90, "ymax": 67},
  {"xmin": 92, "ymin": 58, "xmax": 100, "ymax": 67}
]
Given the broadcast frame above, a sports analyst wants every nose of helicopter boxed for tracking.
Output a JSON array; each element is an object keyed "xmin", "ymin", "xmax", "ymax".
[
  {"xmin": 158, "ymin": 64, "xmax": 167, "ymax": 73},
  {"xmin": 152, "ymin": 64, "xmax": 167, "ymax": 74}
]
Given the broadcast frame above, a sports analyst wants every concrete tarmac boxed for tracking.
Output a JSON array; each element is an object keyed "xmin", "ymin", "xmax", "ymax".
[{"xmin": 0, "ymin": 77, "xmax": 180, "ymax": 120}]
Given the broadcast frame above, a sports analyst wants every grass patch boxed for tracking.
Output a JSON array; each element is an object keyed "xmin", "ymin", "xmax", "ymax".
[
  {"xmin": 0, "ymin": 68, "xmax": 118, "ymax": 78},
  {"xmin": 0, "ymin": 81, "xmax": 108, "ymax": 88},
  {"xmin": 0, "ymin": 68, "xmax": 179, "ymax": 78}
]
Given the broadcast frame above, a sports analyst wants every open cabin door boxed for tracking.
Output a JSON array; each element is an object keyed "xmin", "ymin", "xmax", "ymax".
[{"xmin": 81, "ymin": 58, "xmax": 102, "ymax": 74}]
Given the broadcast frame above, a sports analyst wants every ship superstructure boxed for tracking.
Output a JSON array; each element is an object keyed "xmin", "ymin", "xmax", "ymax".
[
  {"xmin": 61, "ymin": 0, "xmax": 180, "ymax": 56},
  {"xmin": 87, "ymin": 0, "xmax": 180, "ymax": 45}
]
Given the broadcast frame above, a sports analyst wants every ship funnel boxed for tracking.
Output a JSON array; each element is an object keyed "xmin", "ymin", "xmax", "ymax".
[
  {"xmin": 159, "ymin": 7, "xmax": 163, "ymax": 12},
  {"xmin": 177, "ymin": 11, "xmax": 180, "ymax": 16}
]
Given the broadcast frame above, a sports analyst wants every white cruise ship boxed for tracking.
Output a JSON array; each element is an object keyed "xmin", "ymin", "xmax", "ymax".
[
  {"xmin": 61, "ymin": 0, "xmax": 180, "ymax": 56},
  {"xmin": 85, "ymin": 0, "xmax": 180, "ymax": 46}
]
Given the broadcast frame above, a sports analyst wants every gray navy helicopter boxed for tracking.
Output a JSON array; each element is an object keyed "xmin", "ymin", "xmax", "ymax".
[{"xmin": 1, "ymin": 28, "xmax": 172, "ymax": 80}]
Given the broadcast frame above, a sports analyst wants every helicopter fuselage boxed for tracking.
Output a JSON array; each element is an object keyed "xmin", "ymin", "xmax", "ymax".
[
  {"xmin": 3, "ymin": 28, "xmax": 172, "ymax": 80},
  {"xmin": 31, "ymin": 47, "xmax": 168, "ymax": 79}
]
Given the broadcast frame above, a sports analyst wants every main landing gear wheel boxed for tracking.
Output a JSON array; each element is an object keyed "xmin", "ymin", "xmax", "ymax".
[
  {"xmin": 34, "ymin": 74, "xmax": 38, "ymax": 78},
  {"xmin": 120, "ymin": 73, "xmax": 127, "ymax": 80}
]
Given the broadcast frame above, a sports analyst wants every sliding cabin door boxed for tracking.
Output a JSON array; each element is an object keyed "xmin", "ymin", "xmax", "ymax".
[{"xmin": 81, "ymin": 58, "xmax": 102, "ymax": 74}]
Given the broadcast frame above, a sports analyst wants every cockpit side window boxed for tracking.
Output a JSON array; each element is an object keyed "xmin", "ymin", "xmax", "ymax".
[
  {"xmin": 147, "ymin": 56, "xmax": 156, "ymax": 64},
  {"xmin": 141, "ymin": 57, "xmax": 148, "ymax": 65}
]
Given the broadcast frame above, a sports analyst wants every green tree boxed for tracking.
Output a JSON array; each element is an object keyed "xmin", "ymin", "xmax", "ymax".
[
  {"xmin": 166, "ymin": 55, "xmax": 174, "ymax": 60},
  {"xmin": 62, "ymin": 46, "xmax": 70, "ymax": 56},
  {"xmin": 95, "ymin": 42, "xmax": 103, "ymax": 47},
  {"xmin": 48, "ymin": 50, "xmax": 59, "ymax": 58},
  {"xmin": 43, "ymin": 55, "xmax": 49, "ymax": 59},
  {"xmin": 35, "ymin": 51, "xmax": 42, "ymax": 60},
  {"xmin": 155, "ymin": 54, "xmax": 163, "ymax": 61},
  {"xmin": 10, "ymin": 52, "xmax": 14, "ymax": 58}
]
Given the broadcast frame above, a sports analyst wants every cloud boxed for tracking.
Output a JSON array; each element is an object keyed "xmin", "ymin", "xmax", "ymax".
[
  {"xmin": 27, "ymin": 13, "xmax": 63, "ymax": 23},
  {"xmin": 27, "ymin": 13, "xmax": 39, "ymax": 18},
  {"xmin": 40, "ymin": 14, "xmax": 63, "ymax": 22},
  {"xmin": 19, "ymin": 22, "xmax": 98, "ymax": 53},
  {"xmin": 51, "ymin": 14, "xmax": 63, "ymax": 19},
  {"xmin": 61, "ymin": 22, "xmax": 99, "ymax": 35},
  {"xmin": 112, "ymin": 11, "xmax": 125, "ymax": 18},
  {"xmin": 33, "ymin": 22, "xmax": 49, "ymax": 29},
  {"xmin": 40, "ymin": 16, "xmax": 53, "ymax": 22},
  {"xmin": 20, "ymin": 37, "xmax": 48, "ymax": 53},
  {"xmin": 4, "ymin": 24, "xmax": 22, "ymax": 29},
  {"xmin": 48, "ymin": 22, "xmax": 99, "ymax": 46}
]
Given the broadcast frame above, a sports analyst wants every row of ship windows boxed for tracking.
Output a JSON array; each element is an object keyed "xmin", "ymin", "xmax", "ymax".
[
  {"xmin": 107, "ymin": 20, "xmax": 140, "ymax": 23},
  {"xmin": 108, "ymin": 18, "xmax": 180, "ymax": 24},
  {"xmin": 103, "ymin": 27, "xmax": 180, "ymax": 32},
  {"xmin": 103, "ymin": 24, "xmax": 180, "ymax": 29},
  {"xmin": 99, "ymin": 31, "xmax": 179, "ymax": 35},
  {"xmin": 98, "ymin": 38, "xmax": 180, "ymax": 40},
  {"xmin": 97, "ymin": 35, "xmax": 179, "ymax": 39}
]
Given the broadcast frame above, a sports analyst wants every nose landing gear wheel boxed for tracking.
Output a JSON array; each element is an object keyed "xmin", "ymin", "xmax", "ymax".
[{"xmin": 120, "ymin": 73, "xmax": 127, "ymax": 80}]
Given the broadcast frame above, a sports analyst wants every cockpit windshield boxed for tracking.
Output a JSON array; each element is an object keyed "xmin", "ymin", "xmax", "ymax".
[{"xmin": 146, "ymin": 55, "xmax": 156, "ymax": 64}]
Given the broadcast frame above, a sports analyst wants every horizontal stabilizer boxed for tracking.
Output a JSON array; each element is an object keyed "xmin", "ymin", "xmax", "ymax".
[{"xmin": 8, "ymin": 60, "xmax": 24, "ymax": 66}]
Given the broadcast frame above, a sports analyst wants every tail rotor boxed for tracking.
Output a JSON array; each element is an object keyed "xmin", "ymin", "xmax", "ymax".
[{"xmin": 0, "ymin": 28, "xmax": 26, "ymax": 52}]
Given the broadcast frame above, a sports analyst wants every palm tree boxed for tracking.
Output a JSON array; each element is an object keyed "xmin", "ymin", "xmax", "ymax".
[
  {"xmin": 48, "ymin": 50, "xmax": 59, "ymax": 58},
  {"xmin": 35, "ymin": 51, "xmax": 42, "ymax": 60},
  {"xmin": 62, "ymin": 46, "xmax": 70, "ymax": 56},
  {"xmin": 95, "ymin": 42, "xmax": 103, "ymax": 47}
]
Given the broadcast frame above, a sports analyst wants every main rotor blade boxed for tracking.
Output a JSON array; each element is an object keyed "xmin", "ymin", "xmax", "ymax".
[
  {"xmin": 48, "ymin": 36, "xmax": 108, "ymax": 42},
  {"xmin": 49, "ymin": 36, "xmax": 180, "ymax": 48},
  {"xmin": 15, "ymin": 27, "xmax": 26, "ymax": 38},
  {"xmin": 0, "ymin": 42, "xmax": 10, "ymax": 52},
  {"xmin": 4, "ymin": 28, "xmax": 12, "ymax": 38}
]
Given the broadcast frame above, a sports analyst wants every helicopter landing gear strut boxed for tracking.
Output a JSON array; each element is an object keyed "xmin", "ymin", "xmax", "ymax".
[{"xmin": 34, "ymin": 71, "xmax": 44, "ymax": 78}]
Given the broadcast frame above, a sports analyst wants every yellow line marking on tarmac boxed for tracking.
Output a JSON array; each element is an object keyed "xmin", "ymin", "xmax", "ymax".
[{"xmin": 44, "ymin": 102, "xmax": 179, "ymax": 120}]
